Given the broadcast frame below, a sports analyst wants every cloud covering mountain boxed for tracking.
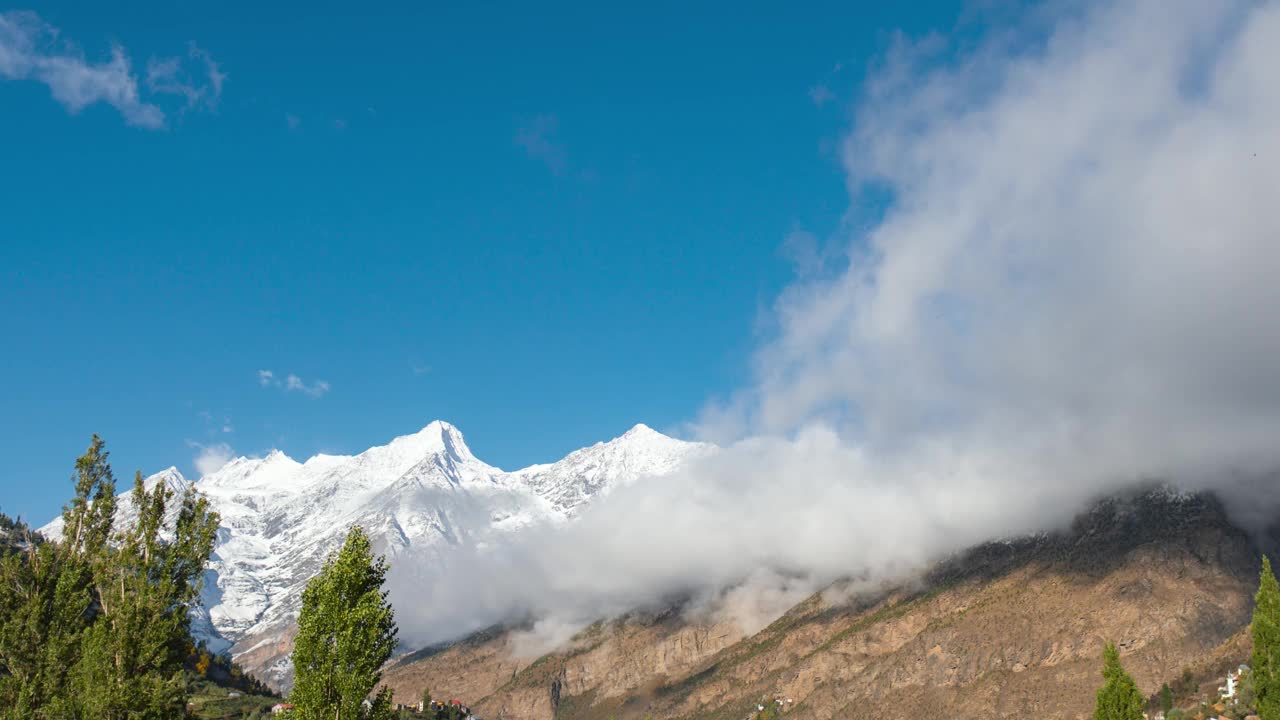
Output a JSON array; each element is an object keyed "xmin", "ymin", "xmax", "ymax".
[
  {"xmin": 36, "ymin": 0, "xmax": 1280, "ymax": 690},
  {"xmin": 387, "ymin": 0, "xmax": 1280, "ymax": 657}
]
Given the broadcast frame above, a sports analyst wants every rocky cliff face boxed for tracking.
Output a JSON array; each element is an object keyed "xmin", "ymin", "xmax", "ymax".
[{"xmin": 383, "ymin": 489, "xmax": 1264, "ymax": 720}]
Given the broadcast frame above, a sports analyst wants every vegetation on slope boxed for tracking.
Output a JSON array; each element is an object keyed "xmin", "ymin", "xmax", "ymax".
[{"xmin": 0, "ymin": 437, "xmax": 278, "ymax": 719}]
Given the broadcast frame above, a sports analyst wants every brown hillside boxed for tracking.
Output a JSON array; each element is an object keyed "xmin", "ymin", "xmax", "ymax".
[{"xmin": 383, "ymin": 490, "xmax": 1264, "ymax": 720}]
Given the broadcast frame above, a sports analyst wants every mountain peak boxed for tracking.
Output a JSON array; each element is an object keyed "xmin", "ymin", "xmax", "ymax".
[
  {"xmin": 144, "ymin": 467, "xmax": 191, "ymax": 493},
  {"xmin": 382, "ymin": 420, "xmax": 476, "ymax": 466},
  {"xmin": 611, "ymin": 423, "xmax": 692, "ymax": 448},
  {"xmin": 61, "ymin": 419, "xmax": 717, "ymax": 688},
  {"xmin": 620, "ymin": 423, "xmax": 662, "ymax": 440}
]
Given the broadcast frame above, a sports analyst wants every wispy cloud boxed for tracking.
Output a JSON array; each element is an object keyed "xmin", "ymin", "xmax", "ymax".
[
  {"xmin": 197, "ymin": 409, "xmax": 233, "ymax": 434},
  {"xmin": 0, "ymin": 10, "xmax": 223, "ymax": 128},
  {"xmin": 187, "ymin": 440, "xmax": 235, "ymax": 477},
  {"xmin": 145, "ymin": 43, "xmax": 224, "ymax": 112},
  {"xmin": 807, "ymin": 84, "xmax": 836, "ymax": 107},
  {"xmin": 515, "ymin": 114, "xmax": 568, "ymax": 175},
  {"xmin": 286, "ymin": 374, "xmax": 330, "ymax": 397},
  {"xmin": 257, "ymin": 369, "xmax": 330, "ymax": 398}
]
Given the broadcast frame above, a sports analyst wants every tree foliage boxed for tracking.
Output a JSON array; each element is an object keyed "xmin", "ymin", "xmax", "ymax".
[
  {"xmin": 290, "ymin": 525, "xmax": 399, "ymax": 720},
  {"xmin": 1254, "ymin": 556, "xmax": 1280, "ymax": 720},
  {"xmin": 1094, "ymin": 643, "xmax": 1145, "ymax": 720},
  {"xmin": 0, "ymin": 435, "xmax": 220, "ymax": 720},
  {"xmin": 1159, "ymin": 682, "xmax": 1174, "ymax": 714}
]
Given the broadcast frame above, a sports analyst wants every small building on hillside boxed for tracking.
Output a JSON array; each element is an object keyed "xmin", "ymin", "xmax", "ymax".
[
  {"xmin": 271, "ymin": 703, "xmax": 294, "ymax": 715},
  {"xmin": 1220, "ymin": 664, "xmax": 1250, "ymax": 700}
]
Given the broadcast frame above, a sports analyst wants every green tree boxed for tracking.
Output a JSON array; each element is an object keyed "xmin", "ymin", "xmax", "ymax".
[
  {"xmin": 1094, "ymin": 643, "xmax": 1145, "ymax": 720},
  {"xmin": 1159, "ymin": 682, "xmax": 1174, "ymax": 715},
  {"xmin": 71, "ymin": 469, "xmax": 220, "ymax": 719},
  {"xmin": 0, "ymin": 436, "xmax": 220, "ymax": 720},
  {"xmin": 0, "ymin": 435, "xmax": 114, "ymax": 719},
  {"xmin": 290, "ymin": 525, "xmax": 399, "ymax": 720},
  {"xmin": 421, "ymin": 688, "xmax": 432, "ymax": 711},
  {"xmin": 1254, "ymin": 556, "xmax": 1280, "ymax": 720},
  {"xmin": 0, "ymin": 538, "xmax": 94, "ymax": 718},
  {"xmin": 1236, "ymin": 669, "xmax": 1258, "ymax": 715}
]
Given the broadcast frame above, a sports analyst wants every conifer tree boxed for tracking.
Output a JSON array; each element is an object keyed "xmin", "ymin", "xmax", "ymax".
[
  {"xmin": 71, "ymin": 471, "xmax": 220, "ymax": 719},
  {"xmin": 1253, "ymin": 556, "xmax": 1280, "ymax": 720},
  {"xmin": 290, "ymin": 525, "xmax": 399, "ymax": 720},
  {"xmin": 1159, "ymin": 683, "xmax": 1174, "ymax": 715},
  {"xmin": 0, "ymin": 437, "xmax": 220, "ymax": 720},
  {"xmin": 0, "ymin": 538, "xmax": 93, "ymax": 719},
  {"xmin": 0, "ymin": 435, "xmax": 114, "ymax": 719},
  {"xmin": 1094, "ymin": 643, "xmax": 1145, "ymax": 720}
]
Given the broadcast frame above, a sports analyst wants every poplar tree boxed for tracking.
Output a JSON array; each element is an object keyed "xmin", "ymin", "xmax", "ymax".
[
  {"xmin": 0, "ymin": 436, "xmax": 220, "ymax": 720},
  {"xmin": 0, "ymin": 435, "xmax": 113, "ymax": 718},
  {"xmin": 290, "ymin": 525, "xmax": 399, "ymax": 720},
  {"xmin": 1253, "ymin": 556, "xmax": 1280, "ymax": 720},
  {"xmin": 1094, "ymin": 643, "xmax": 1145, "ymax": 720},
  {"xmin": 71, "ymin": 470, "xmax": 220, "ymax": 719}
]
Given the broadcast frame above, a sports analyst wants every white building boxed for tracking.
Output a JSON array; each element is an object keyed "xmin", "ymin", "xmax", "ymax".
[{"xmin": 1220, "ymin": 664, "xmax": 1250, "ymax": 700}]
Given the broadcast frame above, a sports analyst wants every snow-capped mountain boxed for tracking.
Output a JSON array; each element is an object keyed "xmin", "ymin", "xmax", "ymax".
[
  {"xmin": 40, "ymin": 465, "xmax": 196, "ymax": 540},
  {"xmin": 40, "ymin": 421, "xmax": 712, "ymax": 687},
  {"xmin": 509, "ymin": 423, "xmax": 704, "ymax": 515}
]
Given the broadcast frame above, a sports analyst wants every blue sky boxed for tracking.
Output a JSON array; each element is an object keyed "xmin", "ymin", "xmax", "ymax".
[{"xmin": 0, "ymin": 0, "xmax": 972, "ymax": 522}]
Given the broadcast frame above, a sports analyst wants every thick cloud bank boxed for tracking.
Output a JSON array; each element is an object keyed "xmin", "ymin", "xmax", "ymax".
[{"xmin": 391, "ymin": 0, "xmax": 1280, "ymax": 650}]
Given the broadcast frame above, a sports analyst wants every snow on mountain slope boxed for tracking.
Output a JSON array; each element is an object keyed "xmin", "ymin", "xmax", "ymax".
[
  {"xmin": 42, "ymin": 420, "xmax": 711, "ymax": 688},
  {"xmin": 506, "ymin": 423, "xmax": 716, "ymax": 514},
  {"xmin": 39, "ymin": 466, "xmax": 196, "ymax": 541}
]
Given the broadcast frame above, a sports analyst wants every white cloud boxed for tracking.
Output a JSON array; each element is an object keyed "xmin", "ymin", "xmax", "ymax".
[
  {"xmin": 145, "ymin": 43, "xmax": 224, "ymax": 112},
  {"xmin": 515, "ymin": 114, "xmax": 568, "ymax": 175},
  {"xmin": 257, "ymin": 369, "xmax": 330, "ymax": 397},
  {"xmin": 389, "ymin": 0, "xmax": 1280, "ymax": 651},
  {"xmin": 285, "ymin": 374, "xmax": 330, "ymax": 398},
  {"xmin": 0, "ymin": 10, "xmax": 222, "ymax": 128},
  {"xmin": 188, "ymin": 441, "xmax": 235, "ymax": 477}
]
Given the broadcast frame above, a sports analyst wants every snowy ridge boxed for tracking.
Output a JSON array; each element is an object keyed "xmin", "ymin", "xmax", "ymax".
[
  {"xmin": 509, "ymin": 423, "xmax": 715, "ymax": 514},
  {"xmin": 40, "ymin": 466, "xmax": 197, "ymax": 541},
  {"xmin": 39, "ymin": 420, "xmax": 711, "ymax": 687}
]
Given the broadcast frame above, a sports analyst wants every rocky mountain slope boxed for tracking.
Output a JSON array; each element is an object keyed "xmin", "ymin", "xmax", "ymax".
[
  {"xmin": 382, "ymin": 489, "xmax": 1266, "ymax": 720},
  {"xmin": 39, "ymin": 421, "xmax": 713, "ymax": 687}
]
